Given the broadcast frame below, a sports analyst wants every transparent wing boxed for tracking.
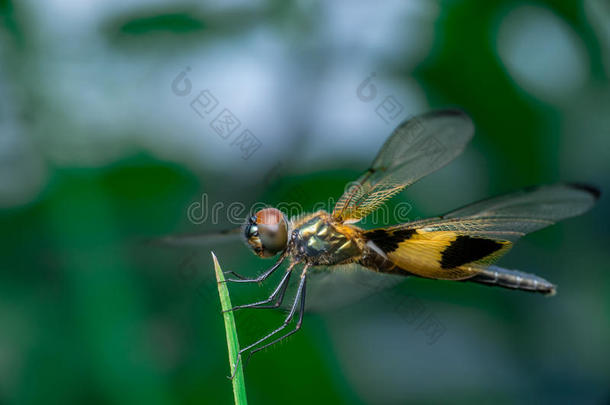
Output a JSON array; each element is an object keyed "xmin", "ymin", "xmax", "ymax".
[
  {"xmin": 397, "ymin": 183, "xmax": 600, "ymax": 242},
  {"xmin": 150, "ymin": 227, "xmax": 242, "ymax": 247},
  {"xmin": 281, "ymin": 263, "xmax": 406, "ymax": 313},
  {"xmin": 444, "ymin": 183, "xmax": 599, "ymax": 220},
  {"xmin": 332, "ymin": 109, "xmax": 474, "ymax": 223}
]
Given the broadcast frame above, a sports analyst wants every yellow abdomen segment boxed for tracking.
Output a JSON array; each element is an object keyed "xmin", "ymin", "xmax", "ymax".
[{"xmin": 365, "ymin": 228, "xmax": 512, "ymax": 280}]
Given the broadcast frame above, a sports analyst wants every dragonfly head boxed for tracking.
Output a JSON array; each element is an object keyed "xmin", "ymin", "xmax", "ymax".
[{"xmin": 243, "ymin": 208, "xmax": 288, "ymax": 257}]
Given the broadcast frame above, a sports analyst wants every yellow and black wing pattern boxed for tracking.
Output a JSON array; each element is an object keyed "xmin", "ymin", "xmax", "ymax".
[
  {"xmin": 332, "ymin": 109, "xmax": 474, "ymax": 224},
  {"xmin": 363, "ymin": 183, "xmax": 600, "ymax": 281}
]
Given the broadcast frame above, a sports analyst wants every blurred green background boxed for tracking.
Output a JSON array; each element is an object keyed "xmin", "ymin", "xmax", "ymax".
[{"xmin": 1, "ymin": 0, "xmax": 609, "ymax": 404}]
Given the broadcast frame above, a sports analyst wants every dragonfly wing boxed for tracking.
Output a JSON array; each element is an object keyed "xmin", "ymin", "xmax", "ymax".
[
  {"xmin": 363, "ymin": 183, "xmax": 599, "ymax": 280},
  {"xmin": 443, "ymin": 183, "xmax": 599, "ymax": 221},
  {"xmin": 418, "ymin": 183, "xmax": 600, "ymax": 241},
  {"xmin": 332, "ymin": 109, "xmax": 474, "ymax": 223},
  {"xmin": 281, "ymin": 263, "xmax": 406, "ymax": 313},
  {"xmin": 151, "ymin": 227, "xmax": 242, "ymax": 247}
]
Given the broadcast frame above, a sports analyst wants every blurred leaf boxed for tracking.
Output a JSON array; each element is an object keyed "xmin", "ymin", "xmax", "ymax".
[
  {"xmin": 213, "ymin": 253, "xmax": 248, "ymax": 405},
  {"xmin": 119, "ymin": 12, "xmax": 206, "ymax": 35}
]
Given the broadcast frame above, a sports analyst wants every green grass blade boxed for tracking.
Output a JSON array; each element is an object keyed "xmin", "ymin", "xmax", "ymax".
[{"xmin": 212, "ymin": 252, "xmax": 248, "ymax": 405}]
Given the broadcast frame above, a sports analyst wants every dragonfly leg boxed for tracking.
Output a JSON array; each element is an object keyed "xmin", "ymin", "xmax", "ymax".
[
  {"xmin": 222, "ymin": 270, "xmax": 247, "ymax": 280},
  {"xmin": 243, "ymin": 272, "xmax": 307, "ymax": 368},
  {"xmin": 223, "ymin": 252, "xmax": 286, "ymax": 283},
  {"xmin": 223, "ymin": 263, "xmax": 295, "ymax": 312},
  {"xmin": 228, "ymin": 266, "xmax": 308, "ymax": 378}
]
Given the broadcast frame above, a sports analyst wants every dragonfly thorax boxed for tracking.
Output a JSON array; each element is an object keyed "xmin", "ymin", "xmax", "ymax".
[{"xmin": 290, "ymin": 213, "xmax": 362, "ymax": 266}]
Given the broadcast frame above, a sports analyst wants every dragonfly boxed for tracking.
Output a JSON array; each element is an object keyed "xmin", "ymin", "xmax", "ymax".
[{"xmin": 162, "ymin": 109, "xmax": 600, "ymax": 374}]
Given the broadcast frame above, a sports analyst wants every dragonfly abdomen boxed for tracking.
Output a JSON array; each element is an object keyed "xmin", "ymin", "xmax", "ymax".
[{"xmin": 467, "ymin": 265, "xmax": 556, "ymax": 295}]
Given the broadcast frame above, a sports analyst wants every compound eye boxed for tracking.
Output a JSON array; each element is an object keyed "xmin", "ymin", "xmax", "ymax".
[
  {"xmin": 255, "ymin": 208, "xmax": 282, "ymax": 226},
  {"xmin": 254, "ymin": 208, "xmax": 288, "ymax": 256}
]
